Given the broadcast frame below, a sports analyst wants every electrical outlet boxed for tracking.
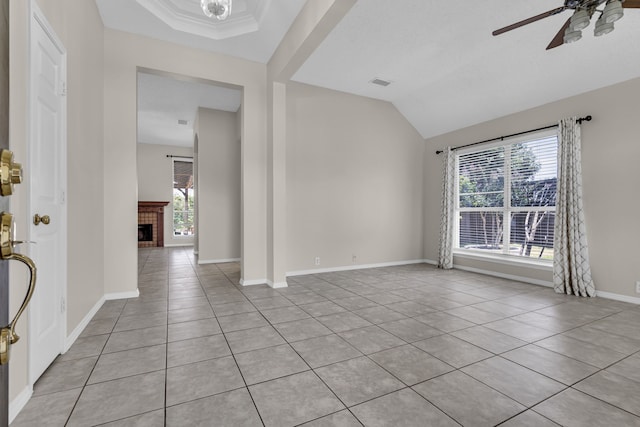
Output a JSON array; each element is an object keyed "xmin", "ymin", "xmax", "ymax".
[
  {"xmin": 352, "ymin": 255, "xmax": 357, "ymax": 264},
  {"xmin": 636, "ymin": 281, "xmax": 640, "ymax": 294},
  {"xmin": 314, "ymin": 257, "xmax": 320, "ymax": 266}
]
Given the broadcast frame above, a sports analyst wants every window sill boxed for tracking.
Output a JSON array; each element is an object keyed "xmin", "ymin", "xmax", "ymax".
[{"xmin": 452, "ymin": 249, "xmax": 553, "ymax": 271}]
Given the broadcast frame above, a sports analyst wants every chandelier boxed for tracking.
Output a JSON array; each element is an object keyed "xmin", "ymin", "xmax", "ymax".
[{"xmin": 201, "ymin": 0, "xmax": 232, "ymax": 21}]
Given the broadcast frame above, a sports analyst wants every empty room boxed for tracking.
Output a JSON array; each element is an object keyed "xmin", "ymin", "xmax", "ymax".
[{"xmin": 2, "ymin": 0, "xmax": 640, "ymax": 426}]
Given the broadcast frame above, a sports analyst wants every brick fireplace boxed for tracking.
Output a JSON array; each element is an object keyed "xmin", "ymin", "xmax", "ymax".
[{"xmin": 138, "ymin": 201, "xmax": 170, "ymax": 248}]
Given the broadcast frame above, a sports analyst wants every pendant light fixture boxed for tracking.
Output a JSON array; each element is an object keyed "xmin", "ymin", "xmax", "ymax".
[
  {"xmin": 602, "ymin": 0, "xmax": 624, "ymax": 23},
  {"xmin": 594, "ymin": 15, "xmax": 615, "ymax": 35},
  {"xmin": 201, "ymin": 0, "xmax": 232, "ymax": 21},
  {"xmin": 569, "ymin": 9, "xmax": 591, "ymax": 31},
  {"xmin": 562, "ymin": 0, "xmax": 626, "ymax": 44},
  {"xmin": 493, "ymin": 0, "xmax": 635, "ymax": 50}
]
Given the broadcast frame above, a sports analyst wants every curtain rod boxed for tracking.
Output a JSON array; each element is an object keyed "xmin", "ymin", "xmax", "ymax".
[
  {"xmin": 435, "ymin": 115, "xmax": 592, "ymax": 155},
  {"xmin": 166, "ymin": 155, "xmax": 193, "ymax": 159}
]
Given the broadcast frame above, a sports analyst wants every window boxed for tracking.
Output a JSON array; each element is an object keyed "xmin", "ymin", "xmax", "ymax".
[
  {"xmin": 455, "ymin": 132, "xmax": 557, "ymax": 261},
  {"xmin": 172, "ymin": 159, "xmax": 195, "ymax": 237}
]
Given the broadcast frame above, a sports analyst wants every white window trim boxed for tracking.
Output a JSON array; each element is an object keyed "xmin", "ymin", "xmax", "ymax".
[
  {"xmin": 172, "ymin": 157, "xmax": 194, "ymax": 238},
  {"xmin": 452, "ymin": 248, "xmax": 553, "ymax": 271},
  {"xmin": 453, "ymin": 128, "xmax": 557, "ymax": 263}
]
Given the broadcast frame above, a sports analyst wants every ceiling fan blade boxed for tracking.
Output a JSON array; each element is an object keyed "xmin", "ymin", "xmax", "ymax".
[
  {"xmin": 546, "ymin": 18, "xmax": 572, "ymax": 50},
  {"xmin": 492, "ymin": 7, "xmax": 567, "ymax": 36},
  {"xmin": 623, "ymin": 0, "xmax": 640, "ymax": 7}
]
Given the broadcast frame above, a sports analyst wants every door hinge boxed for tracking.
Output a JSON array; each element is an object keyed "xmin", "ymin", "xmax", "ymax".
[
  {"xmin": 60, "ymin": 297, "xmax": 66, "ymax": 313},
  {"xmin": 60, "ymin": 81, "xmax": 67, "ymax": 97}
]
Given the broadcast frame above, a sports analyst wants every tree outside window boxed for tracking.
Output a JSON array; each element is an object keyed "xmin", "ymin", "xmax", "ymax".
[
  {"xmin": 173, "ymin": 160, "xmax": 194, "ymax": 236},
  {"xmin": 456, "ymin": 135, "xmax": 557, "ymax": 260}
]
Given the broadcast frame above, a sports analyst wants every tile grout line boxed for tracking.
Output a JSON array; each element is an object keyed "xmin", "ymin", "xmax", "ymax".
[
  {"xmin": 187, "ymin": 250, "xmax": 267, "ymax": 427},
  {"xmin": 22, "ymin": 248, "xmax": 640, "ymax": 426}
]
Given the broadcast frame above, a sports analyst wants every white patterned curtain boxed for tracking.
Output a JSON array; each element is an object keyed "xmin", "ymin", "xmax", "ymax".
[
  {"xmin": 553, "ymin": 117, "xmax": 595, "ymax": 297},
  {"xmin": 438, "ymin": 147, "xmax": 455, "ymax": 269}
]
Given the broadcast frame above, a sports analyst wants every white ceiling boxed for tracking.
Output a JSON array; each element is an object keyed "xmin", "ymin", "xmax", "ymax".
[
  {"xmin": 100, "ymin": 0, "xmax": 640, "ymax": 143},
  {"xmin": 137, "ymin": 72, "xmax": 241, "ymax": 147},
  {"xmin": 292, "ymin": 0, "xmax": 640, "ymax": 138},
  {"xmin": 95, "ymin": 0, "xmax": 307, "ymax": 63}
]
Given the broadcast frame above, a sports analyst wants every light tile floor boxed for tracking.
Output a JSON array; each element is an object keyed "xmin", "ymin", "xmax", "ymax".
[{"xmin": 11, "ymin": 247, "xmax": 640, "ymax": 426}]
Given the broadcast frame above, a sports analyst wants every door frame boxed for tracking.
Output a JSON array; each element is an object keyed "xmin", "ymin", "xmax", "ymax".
[
  {"xmin": 27, "ymin": 0, "xmax": 68, "ymax": 385},
  {"xmin": 1, "ymin": 0, "xmax": 10, "ymax": 423}
]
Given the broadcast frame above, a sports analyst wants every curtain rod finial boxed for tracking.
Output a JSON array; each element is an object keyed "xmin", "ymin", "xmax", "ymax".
[{"xmin": 436, "ymin": 150, "xmax": 443, "ymax": 155}]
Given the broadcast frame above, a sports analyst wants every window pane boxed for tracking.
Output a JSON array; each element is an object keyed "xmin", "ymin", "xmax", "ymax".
[
  {"xmin": 459, "ymin": 147, "xmax": 504, "ymax": 208},
  {"xmin": 510, "ymin": 137, "xmax": 557, "ymax": 208},
  {"xmin": 459, "ymin": 211, "xmax": 504, "ymax": 252},
  {"xmin": 455, "ymin": 133, "xmax": 557, "ymax": 261},
  {"xmin": 173, "ymin": 160, "xmax": 194, "ymax": 236},
  {"xmin": 510, "ymin": 211, "xmax": 555, "ymax": 260}
]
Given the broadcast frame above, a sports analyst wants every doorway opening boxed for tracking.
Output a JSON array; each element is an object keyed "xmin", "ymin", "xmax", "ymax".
[{"xmin": 136, "ymin": 69, "xmax": 242, "ymax": 268}]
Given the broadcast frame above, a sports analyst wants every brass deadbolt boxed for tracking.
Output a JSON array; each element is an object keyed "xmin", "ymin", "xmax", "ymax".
[{"xmin": 0, "ymin": 149, "xmax": 23, "ymax": 197}]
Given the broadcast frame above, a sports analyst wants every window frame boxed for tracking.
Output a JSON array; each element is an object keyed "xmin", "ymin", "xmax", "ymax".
[
  {"xmin": 452, "ymin": 129, "xmax": 558, "ymax": 266},
  {"xmin": 172, "ymin": 157, "xmax": 195, "ymax": 238}
]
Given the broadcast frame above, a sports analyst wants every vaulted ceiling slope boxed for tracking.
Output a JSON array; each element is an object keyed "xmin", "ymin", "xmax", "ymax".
[{"xmin": 98, "ymin": 0, "xmax": 640, "ymax": 140}]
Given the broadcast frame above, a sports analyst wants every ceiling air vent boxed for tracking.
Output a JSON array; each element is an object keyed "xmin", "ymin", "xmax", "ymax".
[
  {"xmin": 178, "ymin": 119, "xmax": 189, "ymax": 125},
  {"xmin": 370, "ymin": 78, "xmax": 391, "ymax": 87}
]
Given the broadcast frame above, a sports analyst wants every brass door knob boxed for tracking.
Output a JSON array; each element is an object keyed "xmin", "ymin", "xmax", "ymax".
[{"xmin": 33, "ymin": 214, "xmax": 50, "ymax": 226}]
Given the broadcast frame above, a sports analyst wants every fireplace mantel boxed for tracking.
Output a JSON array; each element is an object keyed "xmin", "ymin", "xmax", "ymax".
[
  {"xmin": 138, "ymin": 201, "xmax": 170, "ymax": 248},
  {"xmin": 138, "ymin": 201, "xmax": 170, "ymax": 211}
]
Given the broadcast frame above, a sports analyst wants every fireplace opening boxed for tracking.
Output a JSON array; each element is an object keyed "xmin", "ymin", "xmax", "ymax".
[{"xmin": 138, "ymin": 224, "xmax": 153, "ymax": 242}]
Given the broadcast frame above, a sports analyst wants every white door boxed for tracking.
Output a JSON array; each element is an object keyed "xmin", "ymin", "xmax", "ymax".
[{"xmin": 28, "ymin": 9, "xmax": 67, "ymax": 383}]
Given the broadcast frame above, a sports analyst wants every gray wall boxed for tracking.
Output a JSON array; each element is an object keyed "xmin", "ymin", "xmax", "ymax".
[
  {"xmin": 286, "ymin": 82, "xmax": 425, "ymax": 272},
  {"xmin": 195, "ymin": 107, "xmax": 241, "ymax": 263}
]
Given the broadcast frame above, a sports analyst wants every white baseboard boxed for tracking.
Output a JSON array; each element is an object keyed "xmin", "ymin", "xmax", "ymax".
[
  {"xmin": 64, "ymin": 296, "xmax": 105, "ymax": 353},
  {"xmin": 267, "ymin": 280, "xmax": 288, "ymax": 289},
  {"xmin": 105, "ymin": 289, "xmax": 140, "ymax": 300},
  {"xmin": 164, "ymin": 243, "xmax": 194, "ymax": 247},
  {"xmin": 65, "ymin": 288, "xmax": 137, "ymax": 353},
  {"xmin": 287, "ymin": 259, "xmax": 427, "ymax": 277},
  {"xmin": 9, "ymin": 385, "xmax": 33, "ymax": 424},
  {"xmin": 596, "ymin": 290, "xmax": 640, "ymax": 305},
  {"xmin": 239, "ymin": 278, "xmax": 267, "ymax": 286},
  {"xmin": 424, "ymin": 259, "xmax": 438, "ymax": 266},
  {"xmin": 451, "ymin": 264, "xmax": 553, "ymax": 288},
  {"xmin": 445, "ymin": 259, "xmax": 638, "ymax": 305},
  {"xmin": 198, "ymin": 258, "xmax": 240, "ymax": 265}
]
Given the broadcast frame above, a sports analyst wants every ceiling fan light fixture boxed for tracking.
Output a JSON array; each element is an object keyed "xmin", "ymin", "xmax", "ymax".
[
  {"xmin": 594, "ymin": 16, "xmax": 615, "ymax": 36},
  {"xmin": 603, "ymin": 0, "xmax": 624, "ymax": 23},
  {"xmin": 563, "ymin": 27, "xmax": 582, "ymax": 44},
  {"xmin": 569, "ymin": 9, "xmax": 591, "ymax": 31},
  {"xmin": 201, "ymin": 0, "xmax": 232, "ymax": 21}
]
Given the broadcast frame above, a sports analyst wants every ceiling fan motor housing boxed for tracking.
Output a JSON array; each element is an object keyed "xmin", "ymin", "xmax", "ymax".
[{"xmin": 567, "ymin": 0, "xmax": 607, "ymax": 9}]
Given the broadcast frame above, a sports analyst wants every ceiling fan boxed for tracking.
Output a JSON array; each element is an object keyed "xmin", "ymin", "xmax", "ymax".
[{"xmin": 492, "ymin": 0, "xmax": 640, "ymax": 50}]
